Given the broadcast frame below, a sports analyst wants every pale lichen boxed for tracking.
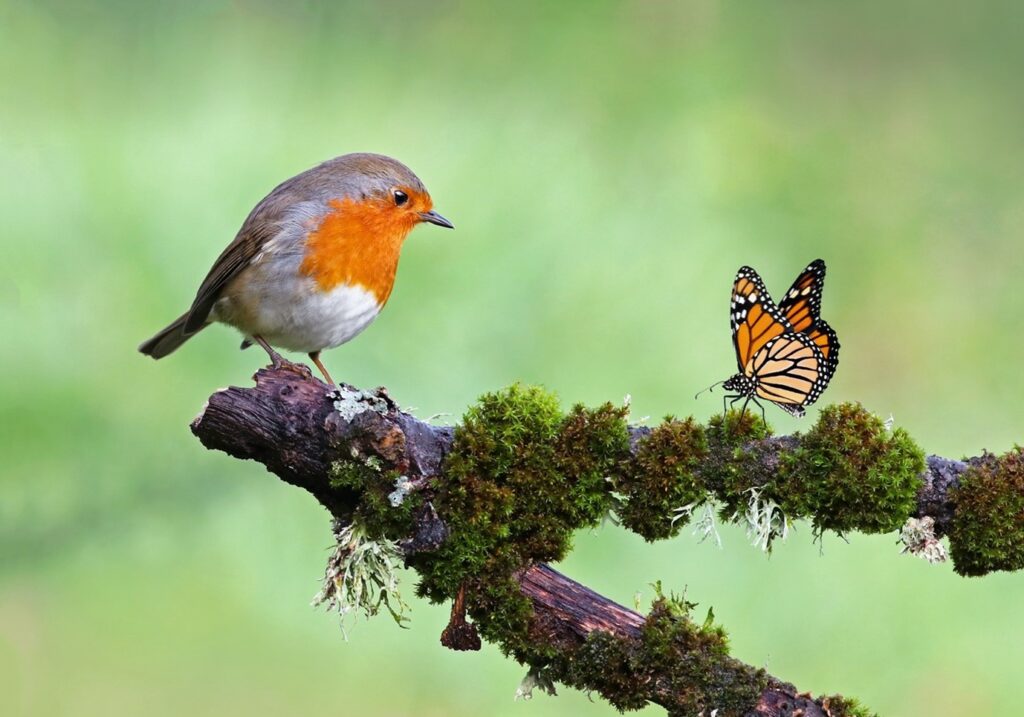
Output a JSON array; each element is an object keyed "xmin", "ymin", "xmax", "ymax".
[
  {"xmin": 515, "ymin": 666, "xmax": 558, "ymax": 701},
  {"xmin": 671, "ymin": 501, "xmax": 722, "ymax": 548},
  {"xmin": 332, "ymin": 385, "xmax": 391, "ymax": 422},
  {"xmin": 899, "ymin": 516, "xmax": 948, "ymax": 564},
  {"xmin": 312, "ymin": 519, "xmax": 409, "ymax": 636},
  {"xmin": 739, "ymin": 486, "xmax": 790, "ymax": 552},
  {"xmin": 388, "ymin": 475, "xmax": 414, "ymax": 507}
]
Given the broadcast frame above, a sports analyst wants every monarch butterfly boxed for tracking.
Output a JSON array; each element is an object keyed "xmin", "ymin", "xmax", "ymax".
[{"xmin": 702, "ymin": 260, "xmax": 840, "ymax": 419}]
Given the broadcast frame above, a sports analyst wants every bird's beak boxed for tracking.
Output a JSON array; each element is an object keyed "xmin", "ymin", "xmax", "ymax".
[{"xmin": 419, "ymin": 210, "xmax": 454, "ymax": 229}]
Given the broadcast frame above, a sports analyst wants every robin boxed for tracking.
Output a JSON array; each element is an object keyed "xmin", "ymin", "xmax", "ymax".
[{"xmin": 138, "ymin": 153, "xmax": 453, "ymax": 384}]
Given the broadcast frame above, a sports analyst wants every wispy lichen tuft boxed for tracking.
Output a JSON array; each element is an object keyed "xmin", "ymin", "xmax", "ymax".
[
  {"xmin": 312, "ymin": 519, "xmax": 409, "ymax": 636},
  {"xmin": 671, "ymin": 501, "xmax": 723, "ymax": 548},
  {"xmin": 515, "ymin": 666, "xmax": 558, "ymax": 701},
  {"xmin": 740, "ymin": 486, "xmax": 790, "ymax": 552}
]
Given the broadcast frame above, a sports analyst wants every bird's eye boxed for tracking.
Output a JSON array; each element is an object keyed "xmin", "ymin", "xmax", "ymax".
[{"xmin": 393, "ymin": 190, "xmax": 409, "ymax": 206}]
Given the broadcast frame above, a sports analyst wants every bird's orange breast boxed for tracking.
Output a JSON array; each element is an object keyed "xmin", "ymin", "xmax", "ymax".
[{"xmin": 299, "ymin": 197, "xmax": 419, "ymax": 305}]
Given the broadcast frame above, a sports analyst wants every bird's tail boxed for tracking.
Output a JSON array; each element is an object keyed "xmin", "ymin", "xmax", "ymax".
[{"xmin": 138, "ymin": 312, "xmax": 206, "ymax": 359}]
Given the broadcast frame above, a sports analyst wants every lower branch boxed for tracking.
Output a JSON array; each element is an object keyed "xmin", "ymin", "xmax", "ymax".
[{"xmin": 519, "ymin": 564, "xmax": 833, "ymax": 716}]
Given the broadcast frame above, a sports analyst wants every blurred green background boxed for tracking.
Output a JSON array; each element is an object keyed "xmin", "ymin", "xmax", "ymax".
[{"xmin": 3, "ymin": 1, "xmax": 1024, "ymax": 715}]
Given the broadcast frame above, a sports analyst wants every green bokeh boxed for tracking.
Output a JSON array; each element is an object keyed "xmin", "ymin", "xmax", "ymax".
[{"xmin": 3, "ymin": 2, "xmax": 1023, "ymax": 715}]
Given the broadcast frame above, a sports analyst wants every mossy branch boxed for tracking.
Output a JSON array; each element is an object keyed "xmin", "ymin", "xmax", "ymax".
[{"xmin": 191, "ymin": 362, "xmax": 1021, "ymax": 716}]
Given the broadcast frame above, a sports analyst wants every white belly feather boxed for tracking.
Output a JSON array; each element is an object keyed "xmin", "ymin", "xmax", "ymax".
[
  {"xmin": 213, "ymin": 264, "xmax": 382, "ymax": 354},
  {"xmin": 253, "ymin": 282, "xmax": 381, "ymax": 353}
]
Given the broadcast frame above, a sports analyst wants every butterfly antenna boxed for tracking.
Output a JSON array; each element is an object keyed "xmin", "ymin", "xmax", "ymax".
[{"xmin": 695, "ymin": 380, "xmax": 726, "ymax": 400}]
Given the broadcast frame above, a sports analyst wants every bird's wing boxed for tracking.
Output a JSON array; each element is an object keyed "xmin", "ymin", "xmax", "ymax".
[
  {"xmin": 181, "ymin": 173, "xmax": 329, "ymax": 335},
  {"xmin": 182, "ymin": 215, "xmax": 282, "ymax": 334}
]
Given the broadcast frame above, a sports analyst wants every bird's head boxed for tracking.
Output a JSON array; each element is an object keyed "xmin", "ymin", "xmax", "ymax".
[{"xmin": 320, "ymin": 153, "xmax": 453, "ymax": 242}]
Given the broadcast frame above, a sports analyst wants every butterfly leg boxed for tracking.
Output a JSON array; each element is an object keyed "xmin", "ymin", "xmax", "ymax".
[
  {"xmin": 739, "ymin": 396, "xmax": 752, "ymax": 420},
  {"xmin": 726, "ymin": 395, "xmax": 745, "ymax": 416}
]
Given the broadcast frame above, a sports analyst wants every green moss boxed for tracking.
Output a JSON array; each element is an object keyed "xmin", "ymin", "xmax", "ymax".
[
  {"xmin": 329, "ymin": 460, "xmax": 420, "ymax": 540},
  {"xmin": 556, "ymin": 402, "xmax": 631, "ymax": 526},
  {"xmin": 702, "ymin": 410, "xmax": 784, "ymax": 520},
  {"xmin": 949, "ymin": 448, "xmax": 1024, "ymax": 576},
  {"xmin": 821, "ymin": 694, "xmax": 878, "ymax": 717},
  {"xmin": 641, "ymin": 599, "xmax": 766, "ymax": 715},
  {"xmin": 619, "ymin": 417, "xmax": 708, "ymax": 540},
  {"xmin": 328, "ymin": 458, "xmax": 378, "ymax": 492},
  {"xmin": 782, "ymin": 403, "xmax": 925, "ymax": 535},
  {"xmin": 469, "ymin": 572, "xmax": 536, "ymax": 647},
  {"xmin": 707, "ymin": 409, "xmax": 774, "ymax": 447},
  {"xmin": 544, "ymin": 593, "xmax": 767, "ymax": 715},
  {"xmin": 413, "ymin": 384, "xmax": 634, "ymax": 655},
  {"xmin": 415, "ymin": 384, "xmax": 562, "ymax": 600},
  {"xmin": 559, "ymin": 630, "xmax": 645, "ymax": 711}
]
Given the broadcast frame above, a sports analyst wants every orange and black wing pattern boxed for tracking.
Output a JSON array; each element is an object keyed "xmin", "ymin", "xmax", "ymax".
[
  {"xmin": 749, "ymin": 333, "xmax": 830, "ymax": 417},
  {"xmin": 804, "ymin": 319, "xmax": 840, "ymax": 370},
  {"xmin": 730, "ymin": 266, "xmax": 793, "ymax": 373},
  {"xmin": 776, "ymin": 259, "xmax": 825, "ymax": 333}
]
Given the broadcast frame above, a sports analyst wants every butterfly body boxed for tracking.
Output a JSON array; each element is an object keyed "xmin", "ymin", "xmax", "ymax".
[{"xmin": 715, "ymin": 260, "xmax": 840, "ymax": 418}]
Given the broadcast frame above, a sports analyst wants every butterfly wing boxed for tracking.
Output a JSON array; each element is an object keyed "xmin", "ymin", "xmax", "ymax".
[
  {"xmin": 776, "ymin": 259, "xmax": 826, "ymax": 333},
  {"xmin": 804, "ymin": 318, "xmax": 840, "ymax": 372},
  {"xmin": 731, "ymin": 266, "xmax": 793, "ymax": 374},
  {"xmin": 749, "ymin": 332, "xmax": 834, "ymax": 417}
]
